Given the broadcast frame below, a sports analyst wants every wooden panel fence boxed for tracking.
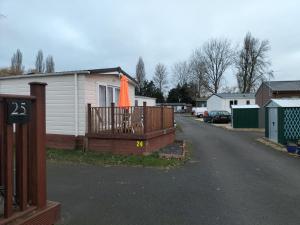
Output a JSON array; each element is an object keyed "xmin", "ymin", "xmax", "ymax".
[
  {"xmin": 0, "ymin": 83, "xmax": 60, "ymax": 225},
  {"xmin": 88, "ymin": 103, "xmax": 174, "ymax": 136}
]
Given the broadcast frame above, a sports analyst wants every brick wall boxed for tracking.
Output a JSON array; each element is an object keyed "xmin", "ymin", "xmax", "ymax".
[
  {"xmin": 87, "ymin": 128, "xmax": 176, "ymax": 155},
  {"xmin": 46, "ymin": 134, "xmax": 84, "ymax": 150}
]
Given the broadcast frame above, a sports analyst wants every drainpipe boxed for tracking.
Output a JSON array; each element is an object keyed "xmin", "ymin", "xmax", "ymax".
[{"xmin": 74, "ymin": 73, "xmax": 78, "ymax": 137}]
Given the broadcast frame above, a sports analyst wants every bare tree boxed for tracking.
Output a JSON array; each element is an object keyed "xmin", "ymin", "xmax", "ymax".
[
  {"xmin": 153, "ymin": 63, "xmax": 168, "ymax": 92},
  {"xmin": 202, "ymin": 39, "xmax": 233, "ymax": 94},
  {"xmin": 172, "ymin": 61, "xmax": 191, "ymax": 86},
  {"xmin": 45, "ymin": 55, "xmax": 55, "ymax": 73},
  {"xmin": 221, "ymin": 85, "xmax": 239, "ymax": 93},
  {"xmin": 236, "ymin": 32, "xmax": 272, "ymax": 93},
  {"xmin": 189, "ymin": 49, "xmax": 208, "ymax": 97},
  {"xmin": 10, "ymin": 49, "xmax": 24, "ymax": 74},
  {"xmin": 135, "ymin": 56, "xmax": 146, "ymax": 92},
  {"xmin": 35, "ymin": 50, "xmax": 45, "ymax": 73}
]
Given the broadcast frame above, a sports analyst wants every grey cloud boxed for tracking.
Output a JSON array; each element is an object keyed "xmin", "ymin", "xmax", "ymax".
[{"xmin": 0, "ymin": 0, "xmax": 299, "ymax": 86}]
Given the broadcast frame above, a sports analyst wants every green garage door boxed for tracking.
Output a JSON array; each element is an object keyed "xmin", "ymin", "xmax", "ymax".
[{"xmin": 232, "ymin": 106, "xmax": 259, "ymax": 128}]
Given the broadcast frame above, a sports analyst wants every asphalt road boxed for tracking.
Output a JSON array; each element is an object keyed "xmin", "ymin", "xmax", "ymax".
[{"xmin": 48, "ymin": 115, "xmax": 300, "ymax": 225}]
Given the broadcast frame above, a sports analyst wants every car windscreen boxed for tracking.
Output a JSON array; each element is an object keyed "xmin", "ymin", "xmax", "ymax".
[{"xmin": 218, "ymin": 111, "xmax": 230, "ymax": 115}]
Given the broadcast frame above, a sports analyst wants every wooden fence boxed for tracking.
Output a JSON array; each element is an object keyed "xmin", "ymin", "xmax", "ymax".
[
  {"xmin": 87, "ymin": 103, "xmax": 174, "ymax": 135},
  {"xmin": 0, "ymin": 83, "xmax": 60, "ymax": 224}
]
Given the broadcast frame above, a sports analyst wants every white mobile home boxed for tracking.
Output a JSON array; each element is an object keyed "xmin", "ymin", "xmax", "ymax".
[
  {"xmin": 207, "ymin": 93, "xmax": 255, "ymax": 113},
  {"xmin": 134, "ymin": 95, "xmax": 156, "ymax": 106},
  {"xmin": 0, "ymin": 67, "xmax": 137, "ymax": 149}
]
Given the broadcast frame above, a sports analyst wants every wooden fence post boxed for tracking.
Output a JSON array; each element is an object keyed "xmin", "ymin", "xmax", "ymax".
[
  {"xmin": 3, "ymin": 119, "xmax": 13, "ymax": 218},
  {"xmin": 87, "ymin": 103, "xmax": 91, "ymax": 134},
  {"xmin": 143, "ymin": 102, "xmax": 147, "ymax": 134},
  {"xmin": 29, "ymin": 82, "xmax": 47, "ymax": 209},
  {"xmin": 161, "ymin": 105, "xmax": 164, "ymax": 129},
  {"xmin": 16, "ymin": 123, "xmax": 28, "ymax": 211},
  {"xmin": 172, "ymin": 106, "xmax": 175, "ymax": 127},
  {"xmin": 111, "ymin": 102, "xmax": 115, "ymax": 134},
  {"xmin": 0, "ymin": 99, "xmax": 4, "ymax": 187}
]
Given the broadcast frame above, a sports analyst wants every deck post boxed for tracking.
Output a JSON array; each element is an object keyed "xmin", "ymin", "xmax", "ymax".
[
  {"xmin": 143, "ymin": 102, "xmax": 148, "ymax": 134},
  {"xmin": 87, "ymin": 103, "xmax": 91, "ymax": 134},
  {"xmin": 29, "ymin": 82, "xmax": 47, "ymax": 209},
  {"xmin": 161, "ymin": 105, "xmax": 164, "ymax": 129},
  {"xmin": 111, "ymin": 102, "xmax": 115, "ymax": 134}
]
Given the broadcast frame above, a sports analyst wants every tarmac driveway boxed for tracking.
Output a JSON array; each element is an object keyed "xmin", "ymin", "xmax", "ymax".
[{"xmin": 48, "ymin": 114, "xmax": 300, "ymax": 225}]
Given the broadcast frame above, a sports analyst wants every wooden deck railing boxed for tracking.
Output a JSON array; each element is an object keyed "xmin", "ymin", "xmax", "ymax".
[{"xmin": 87, "ymin": 103, "xmax": 174, "ymax": 135}]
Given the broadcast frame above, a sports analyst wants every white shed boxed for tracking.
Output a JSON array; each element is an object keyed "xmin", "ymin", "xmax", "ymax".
[
  {"xmin": 207, "ymin": 93, "xmax": 255, "ymax": 113},
  {"xmin": 0, "ymin": 67, "xmax": 137, "ymax": 149},
  {"xmin": 134, "ymin": 95, "xmax": 156, "ymax": 106}
]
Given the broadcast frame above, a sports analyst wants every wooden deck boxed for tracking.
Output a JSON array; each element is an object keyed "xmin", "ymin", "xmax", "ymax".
[{"xmin": 86, "ymin": 103, "xmax": 175, "ymax": 154}]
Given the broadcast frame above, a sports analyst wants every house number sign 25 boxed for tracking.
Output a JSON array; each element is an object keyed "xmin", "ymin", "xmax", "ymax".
[{"xmin": 7, "ymin": 99, "xmax": 31, "ymax": 124}]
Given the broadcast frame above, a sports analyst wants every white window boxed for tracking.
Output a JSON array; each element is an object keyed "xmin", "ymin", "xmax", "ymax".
[
  {"xmin": 98, "ymin": 85, "xmax": 106, "ymax": 107},
  {"xmin": 107, "ymin": 86, "xmax": 114, "ymax": 106},
  {"xmin": 98, "ymin": 85, "xmax": 121, "ymax": 107},
  {"xmin": 115, "ymin": 88, "xmax": 120, "ymax": 106}
]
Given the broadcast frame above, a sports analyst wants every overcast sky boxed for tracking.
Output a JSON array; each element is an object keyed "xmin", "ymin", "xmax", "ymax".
[{"xmin": 0, "ymin": 0, "xmax": 299, "ymax": 88}]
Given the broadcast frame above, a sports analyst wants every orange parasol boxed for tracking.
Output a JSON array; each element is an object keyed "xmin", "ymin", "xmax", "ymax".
[{"xmin": 118, "ymin": 74, "xmax": 131, "ymax": 108}]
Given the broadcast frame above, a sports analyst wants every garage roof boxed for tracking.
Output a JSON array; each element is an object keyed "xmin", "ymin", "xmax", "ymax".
[
  {"xmin": 266, "ymin": 99, "xmax": 300, "ymax": 107},
  {"xmin": 265, "ymin": 80, "xmax": 300, "ymax": 91}
]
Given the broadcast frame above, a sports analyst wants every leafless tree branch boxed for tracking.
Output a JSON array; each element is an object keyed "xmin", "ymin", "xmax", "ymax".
[
  {"xmin": 235, "ymin": 32, "xmax": 272, "ymax": 93},
  {"xmin": 153, "ymin": 63, "xmax": 168, "ymax": 93}
]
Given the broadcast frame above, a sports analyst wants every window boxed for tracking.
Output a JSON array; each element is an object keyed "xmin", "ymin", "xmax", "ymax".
[
  {"xmin": 246, "ymin": 100, "xmax": 250, "ymax": 105},
  {"xmin": 115, "ymin": 88, "xmax": 120, "ymax": 106},
  {"xmin": 107, "ymin": 86, "xmax": 114, "ymax": 106},
  {"xmin": 135, "ymin": 100, "xmax": 138, "ymax": 106},
  {"xmin": 229, "ymin": 100, "xmax": 234, "ymax": 107},
  {"xmin": 234, "ymin": 100, "xmax": 238, "ymax": 105},
  {"xmin": 98, "ymin": 85, "xmax": 121, "ymax": 107},
  {"xmin": 98, "ymin": 85, "xmax": 106, "ymax": 107}
]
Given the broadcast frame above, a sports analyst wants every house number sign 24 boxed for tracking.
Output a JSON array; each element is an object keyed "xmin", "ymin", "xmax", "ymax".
[
  {"xmin": 7, "ymin": 99, "xmax": 31, "ymax": 124},
  {"xmin": 136, "ymin": 141, "xmax": 144, "ymax": 148}
]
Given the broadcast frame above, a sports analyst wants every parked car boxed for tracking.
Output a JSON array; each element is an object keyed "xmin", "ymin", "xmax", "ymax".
[
  {"xmin": 193, "ymin": 107, "xmax": 208, "ymax": 118},
  {"xmin": 203, "ymin": 111, "xmax": 231, "ymax": 123}
]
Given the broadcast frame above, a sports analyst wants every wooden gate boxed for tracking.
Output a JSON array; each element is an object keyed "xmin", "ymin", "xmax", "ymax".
[{"xmin": 0, "ymin": 82, "xmax": 60, "ymax": 225}]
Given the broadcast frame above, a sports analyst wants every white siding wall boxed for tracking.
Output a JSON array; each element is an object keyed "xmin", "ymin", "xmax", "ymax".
[
  {"xmin": 85, "ymin": 74, "xmax": 135, "ymax": 107},
  {"xmin": 77, "ymin": 75, "xmax": 86, "ymax": 136},
  {"xmin": 222, "ymin": 98, "xmax": 255, "ymax": 112},
  {"xmin": 0, "ymin": 75, "xmax": 78, "ymax": 135},
  {"xmin": 134, "ymin": 96, "xmax": 156, "ymax": 106},
  {"xmin": 207, "ymin": 95, "xmax": 223, "ymax": 111},
  {"xmin": 207, "ymin": 95, "xmax": 255, "ymax": 113}
]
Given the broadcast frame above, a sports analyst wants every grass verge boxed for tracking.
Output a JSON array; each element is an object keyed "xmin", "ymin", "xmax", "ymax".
[{"xmin": 47, "ymin": 149, "xmax": 187, "ymax": 168}]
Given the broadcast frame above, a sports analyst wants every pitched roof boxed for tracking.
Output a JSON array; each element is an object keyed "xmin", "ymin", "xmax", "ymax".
[
  {"xmin": 266, "ymin": 98, "xmax": 300, "ymax": 107},
  {"xmin": 264, "ymin": 80, "xmax": 300, "ymax": 91},
  {"xmin": 214, "ymin": 93, "xmax": 255, "ymax": 99},
  {"xmin": 0, "ymin": 67, "xmax": 137, "ymax": 84}
]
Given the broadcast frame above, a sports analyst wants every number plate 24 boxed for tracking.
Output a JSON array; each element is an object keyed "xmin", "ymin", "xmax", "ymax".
[{"xmin": 7, "ymin": 99, "xmax": 31, "ymax": 124}]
